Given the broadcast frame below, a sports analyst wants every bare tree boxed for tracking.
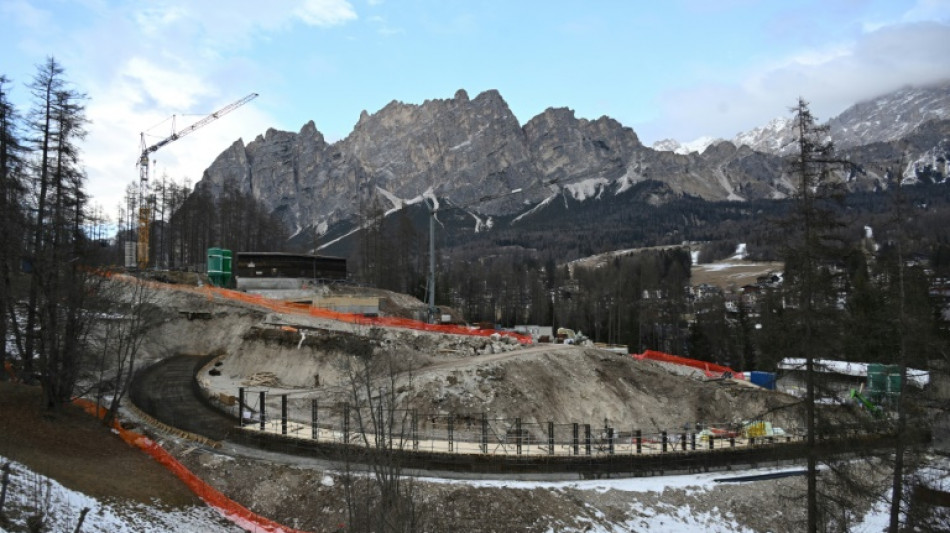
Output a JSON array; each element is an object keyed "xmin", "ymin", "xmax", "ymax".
[
  {"xmin": 783, "ymin": 97, "xmax": 850, "ymax": 532},
  {"xmin": 337, "ymin": 328, "xmax": 425, "ymax": 532},
  {"xmin": 82, "ymin": 276, "xmax": 159, "ymax": 425},
  {"xmin": 10, "ymin": 57, "xmax": 94, "ymax": 408},
  {"xmin": 0, "ymin": 75, "xmax": 27, "ymax": 382}
]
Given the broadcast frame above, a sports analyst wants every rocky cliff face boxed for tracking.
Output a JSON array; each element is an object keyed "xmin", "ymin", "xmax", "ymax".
[{"xmin": 198, "ymin": 85, "xmax": 949, "ymax": 235}]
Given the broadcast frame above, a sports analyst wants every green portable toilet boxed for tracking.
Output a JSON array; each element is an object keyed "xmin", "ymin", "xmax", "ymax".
[
  {"xmin": 207, "ymin": 247, "xmax": 232, "ymax": 287},
  {"xmin": 867, "ymin": 363, "xmax": 887, "ymax": 401},
  {"xmin": 221, "ymin": 249, "xmax": 233, "ymax": 287},
  {"xmin": 886, "ymin": 372, "xmax": 902, "ymax": 394}
]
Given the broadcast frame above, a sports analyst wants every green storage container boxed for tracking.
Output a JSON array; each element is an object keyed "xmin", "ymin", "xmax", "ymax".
[
  {"xmin": 886, "ymin": 373, "xmax": 902, "ymax": 394},
  {"xmin": 207, "ymin": 247, "xmax": 232, "ymax": 287},
  {"xmin": 867, "ymin": 363, "xmax": 887, "ymax": 396}
]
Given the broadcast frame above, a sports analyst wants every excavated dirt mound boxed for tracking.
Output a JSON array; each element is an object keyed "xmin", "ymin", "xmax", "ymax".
[
  {"xmin": 401, "ymin": 347, "xmax": 802, "ymax": 432},
  {"xmin": 192, "ymin": 317, "xmax": 802, "ymax": 438}
]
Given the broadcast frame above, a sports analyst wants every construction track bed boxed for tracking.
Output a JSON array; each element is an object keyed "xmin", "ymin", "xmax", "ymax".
[
  {"xmin": 130, "ymin": 354, "xmax": 237, "ymax": 442},
  {"xmin": 130, "ymin": 354, "xmax": 922, "ymax": 478}
]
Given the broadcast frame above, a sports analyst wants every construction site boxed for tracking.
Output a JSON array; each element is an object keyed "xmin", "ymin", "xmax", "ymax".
[
  {"xmin": 1, "ymin": 77, "xmax": 947, "ymax": 533},
  {"xmin": 61, "ymin": 265, "xmax": 936, "ymax": 532}
]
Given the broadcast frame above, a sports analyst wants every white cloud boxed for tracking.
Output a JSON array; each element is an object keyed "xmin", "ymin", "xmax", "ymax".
[
  {"xmin": 369, "ymin": 14, "xmax": 404, "ymax": 36},
  {"xmin": 902, "ymin": 0, "xmax": 950, "ymax": 23},
  {"xmin": 636, "ymin": 20, "xmax": 950, "ymax": 143},
  {"xmin": 122, "ymin": 57, "xmax": 217, "ymax": 110},
  {"xmin": 83, "ymin": 79, "xmax": 274, "ymax": 217},
  {"xmin": 296, "ymin": 0, "xmax": 357, "ymax": 26},
  {"xmin": 1, "ymin": 0, "xmax": 53, "ymax": 30},
  {"xmin": 50, "ymin": 1, "xmax": 358, "ymax": 220}
]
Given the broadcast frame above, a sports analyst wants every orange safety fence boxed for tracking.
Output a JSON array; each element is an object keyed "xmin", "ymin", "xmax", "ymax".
[
  {"xmin": 632, "ymin": 349, "xmax": 745, "ymax": 379},
  {"xmin": 73, "ymin": 398, "xmax": 311, "ymax": 533},
  {"xmin": 3, "ymin": 360, "xmax": 16, "ymax": 381},
  {"xmin": 102, "ymin": 272, "xmax": 533, "ymax": 345}
]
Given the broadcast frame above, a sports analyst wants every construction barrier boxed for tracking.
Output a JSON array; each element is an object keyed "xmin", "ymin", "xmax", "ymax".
[
  {"xmin": 633, "ymin": 350, "xmax": 746, "ymax": 380},
  {"xmin": 3, "ymin": 360, "xmax": 17, "ymax": 381},
  {"xmin": 72, "ymin": 398, "xmax": 309, "ymax": 533},
  {"xmin": 102, "ymin": 272, "xmax": 533, "ymax": 345}
]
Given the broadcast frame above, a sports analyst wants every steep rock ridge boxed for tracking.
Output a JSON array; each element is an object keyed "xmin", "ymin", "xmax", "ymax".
[
  {"xmin": 197, "ymin": 84, "xmax": 949, "ymax": 236},
  {"xmin": 830, "ymin": 81, "xmax": 950, "ymax": 149},
  {"xmin": 841, "ymin": 118, "xmax": 950, "ymax": 188},
  {"xmin": 345, "ymin": 89, "xmax": 538, "ymax": 212},
  {"xmin": 198, "ymin": 89, "xmax": 766, "ymax": 233}
]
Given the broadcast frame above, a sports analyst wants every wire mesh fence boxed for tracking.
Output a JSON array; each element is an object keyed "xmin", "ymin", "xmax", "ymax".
[{"xmin": 210, "ymin": 387, "xmax": 857, "ymax": 459}]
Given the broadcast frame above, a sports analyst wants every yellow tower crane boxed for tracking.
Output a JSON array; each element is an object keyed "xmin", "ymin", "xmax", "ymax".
[{"xmin": 136, "ymin": 92, "xmax": 259, "ymax": 269}]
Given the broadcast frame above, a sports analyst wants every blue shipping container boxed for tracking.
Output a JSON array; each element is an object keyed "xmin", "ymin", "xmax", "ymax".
[{"xmin": 749, "ymin": 371, "xmax": 776, "ymax": 390}]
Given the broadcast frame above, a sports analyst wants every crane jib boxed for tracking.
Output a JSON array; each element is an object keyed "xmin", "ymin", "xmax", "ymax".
[{"xmin": 133, "ymin": 92, "xmax": 258, "ymax": 270}]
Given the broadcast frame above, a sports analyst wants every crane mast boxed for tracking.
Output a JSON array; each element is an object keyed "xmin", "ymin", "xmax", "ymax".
[{"xmin": 135, "ymin": 92, "xmax": 258, "ymax": 269}]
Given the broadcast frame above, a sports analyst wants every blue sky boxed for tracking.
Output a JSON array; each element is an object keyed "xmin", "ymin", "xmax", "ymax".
[{"xmin": 2, "ymin": 0, "xmax": 949, "ymax": 215}]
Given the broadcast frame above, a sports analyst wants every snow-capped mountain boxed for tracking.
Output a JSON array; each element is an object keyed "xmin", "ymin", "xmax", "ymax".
[
  {"xmin": 730, "ymin": 81, "xmax": 950, "ymax": 155},
  {"xmin": 732, "ymin": 117, "xmax": 797, "ymax": 156},
  {"xmin": 830, "ymin": 81, "xmax": 950, "ymax": 149},
  {"xmin": 651, "ymin": 136, "xmax": 724, "ymax": 155}
]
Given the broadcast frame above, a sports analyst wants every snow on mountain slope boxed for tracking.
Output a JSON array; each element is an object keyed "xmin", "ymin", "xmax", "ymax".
[
  {"xmin": 564, "ymin": 177, "xmax": 610, "ymax": 201},
  {"xmin": 651, "ymin": 135, "xmax": 723, "ymax": 155},
  {"xmin": 732, "ymin": 117, "xmax": 796, "ymax": 155},
  {"xmin": 730, "ymin": 82, "xmax": 950, "ymax": 155},
  {"xmin": 830, "ymin": 81, "xmax": 950, "ymax": 149}
]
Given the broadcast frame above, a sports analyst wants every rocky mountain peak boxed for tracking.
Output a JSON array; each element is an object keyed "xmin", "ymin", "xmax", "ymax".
[
  {"xmin": 197, "ymin": 84, "xmax": 947, "ymax": 238},
  {"xmin": 730, "ymin": 82, "xmax": 950, "ymax": 155},
  {"xmin": 829, "ymin": 80, "xmax": 950, "ymax": 149}
]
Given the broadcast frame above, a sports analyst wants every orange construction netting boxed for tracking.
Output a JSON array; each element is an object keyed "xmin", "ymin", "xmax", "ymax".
[
  {"xmin": 102, "ymin": 271, "xmax": 533, "ymax": 345},
  {"xmin": 632, "ymin": 349, "xmax": 745, "ymax": 379},
  {"xmin": 73, "ymin": 398, "xmax": 310, "ymax": 533}
]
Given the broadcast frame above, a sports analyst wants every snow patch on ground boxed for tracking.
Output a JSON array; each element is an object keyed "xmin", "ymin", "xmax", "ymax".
[
  {"xmin": 426, "ymin": 466, "xmax": 810, "ymax": 532},
  {"xmin": 425, "ymin": 466, "xmax": 789, "ymax": 492},
  {"xmin": 0, "ymin": 455, "xmax": 239, "ymax": 532}
]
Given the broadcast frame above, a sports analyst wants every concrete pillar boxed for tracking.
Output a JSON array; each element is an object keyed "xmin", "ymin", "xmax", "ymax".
[
  {"xmin": 448, "ymin": 417, "xmax": 454, "ymax": 453},
  {"xmin": 311, "ymin": 399, "xmax": 318, "ymax": 440},
  {"xmin": 281, "ymin": 394, "xmax": 287, "ymax": 435},
  {"xmin": 412, "ymin": 409, "xmax": 418, "ymax": 451},
  {"xmin": 259, "ymin": 391, "xmax": 266, "ymax": 431},
  {"xmin": 238, "ymin": 387, "xmax": 245, "ymax": 427},
  {"xmin": 481, "ymin": 412, "xmax": 488, "ymax": 454},
  {"xmin": 516, "ymin": 418, "xmax": 522, "ymax": 455},
  {"xmin": 343, "ymin": 403, "xmax": 350, "ymax": 443}
]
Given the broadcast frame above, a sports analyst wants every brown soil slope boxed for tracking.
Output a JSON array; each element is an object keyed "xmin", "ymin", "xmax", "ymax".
[{"xmin": 0, "ymin": 381, "xmax": 199, "ymax": 506}]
